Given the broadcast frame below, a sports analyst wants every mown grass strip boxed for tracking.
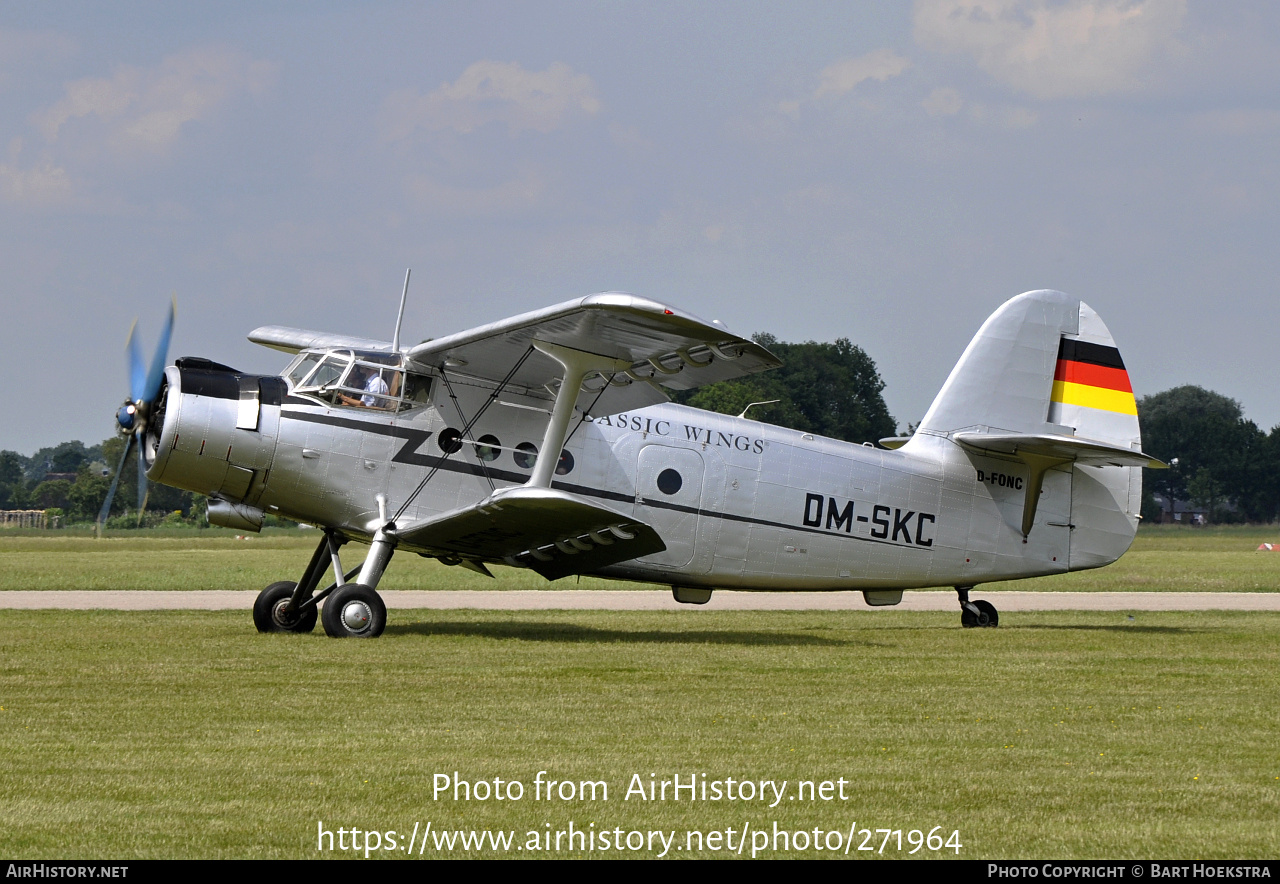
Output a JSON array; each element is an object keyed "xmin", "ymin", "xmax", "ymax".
[{"xmin": 1, "ymin": 610, "xmax": 1276, "ymax": 858}]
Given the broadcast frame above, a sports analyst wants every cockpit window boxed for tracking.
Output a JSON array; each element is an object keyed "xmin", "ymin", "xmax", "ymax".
[
  {"xmin": 286, "ymin": 354, "xmax": 322, "ymax": 387},
  {"xmin": 283, "ymin": 349, "xmax": 431, "ymax": 412}
]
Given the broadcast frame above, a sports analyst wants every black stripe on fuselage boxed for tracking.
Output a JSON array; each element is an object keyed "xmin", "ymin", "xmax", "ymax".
[
  {"xmin": 281, "ymin": 409, "xmax": 437, "ymax": 467},
  {"xmin": 1057, "ymin": 337, "xmax": 1125, "ymax": 370},
  {"xmin": 279, "ymin": 408, "xmax": 925, "ymax": 551}
]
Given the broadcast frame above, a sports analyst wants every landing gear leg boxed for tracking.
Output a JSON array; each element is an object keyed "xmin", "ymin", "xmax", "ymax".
[
  {"xmin": 253, "ymin": 529, "xmax": 348, "ymax": 634},
  {"xmin": 956, "ymin": 585, "xmax": 998, "ymax": 628},
  {"xmin": 322, "ymin": 527, "xmax": 396, "ymax": 638}
]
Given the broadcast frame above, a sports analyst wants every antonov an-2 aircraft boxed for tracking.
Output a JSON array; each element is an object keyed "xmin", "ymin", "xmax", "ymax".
[{"xmin": 106, "ymin": 286, "xmax": 1162, "ymax": 637}]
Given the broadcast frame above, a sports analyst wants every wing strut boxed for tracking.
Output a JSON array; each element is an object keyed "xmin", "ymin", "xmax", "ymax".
[
  {"xmin": 392, "ymin": 346, "xmax": 536, "ymax": 523},
  {"xmin": 527, "ymin": 342, "xmax": 631, "ymax": 488}
]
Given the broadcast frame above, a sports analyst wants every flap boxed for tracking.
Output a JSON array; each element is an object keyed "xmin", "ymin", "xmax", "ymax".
[{"xmin": 394, "ymin": 485, "xmax": 666, "ymax": 581}]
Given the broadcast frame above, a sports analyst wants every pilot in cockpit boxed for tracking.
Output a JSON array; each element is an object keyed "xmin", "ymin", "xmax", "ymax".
[{"xmin": 338, "ymin": 366, "xmax": 390, "ymax": 409}]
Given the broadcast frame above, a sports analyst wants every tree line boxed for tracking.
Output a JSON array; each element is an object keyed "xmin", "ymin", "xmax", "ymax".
[
  {"xmin": 0, "ymin": 438, "xmax": 199, "ymax": 527},
  {"xmin": 1, "ymin": 340, "xmax": 1272, "ymax": 527}
]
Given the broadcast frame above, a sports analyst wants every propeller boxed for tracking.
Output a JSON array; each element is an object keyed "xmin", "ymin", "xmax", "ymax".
[{"xmin": 97, "ymin": 300, "xmax": 174, "ymax": 536}]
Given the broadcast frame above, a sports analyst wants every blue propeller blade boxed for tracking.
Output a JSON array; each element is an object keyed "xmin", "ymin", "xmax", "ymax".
[
  {"xmin": 96, "ymin": 434, "xmax": 134, "ymax": 536},
  {"xmin": 142, "ymin": 300, "xmax": 175, "ymax": 404},
  {"xmin": 136, "ymin": 442, "xmax": 148, "ymax": 522},
  {"xmin": 127, "ymin": 320, "xmax": 146, "ymax": 403}
]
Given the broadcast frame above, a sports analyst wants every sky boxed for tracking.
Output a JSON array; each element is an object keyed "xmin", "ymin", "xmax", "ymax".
[{"xmin": 3, "ymin": 1, "xmax": 1279, "ymax": 454}]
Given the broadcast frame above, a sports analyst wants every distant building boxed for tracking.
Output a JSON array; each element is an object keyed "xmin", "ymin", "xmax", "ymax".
[
  {"xmin": 0, "ymin": 510, "xmax": 57, "ymax": 529},
  {"xmin": 1149, "ymin": 493, "xmax": 1208, "ymax": 525}
]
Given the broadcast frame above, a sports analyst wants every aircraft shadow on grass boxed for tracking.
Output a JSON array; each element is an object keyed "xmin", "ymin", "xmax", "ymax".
[
  {"xmin": 384, "ymin": 620, "xmax": 879, "ymax": 647},
  {"xmin": 1012, "ymin": 623, "xmax": 1199, "ymax": 634}
]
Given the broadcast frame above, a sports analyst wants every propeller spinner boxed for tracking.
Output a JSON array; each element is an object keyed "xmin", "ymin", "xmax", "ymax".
[{"xmin": 97, "ymin": 301, "xmax": 175, "ymax": 535}]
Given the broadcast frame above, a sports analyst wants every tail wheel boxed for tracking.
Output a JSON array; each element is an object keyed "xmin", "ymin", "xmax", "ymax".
[
  {"xmin": 962, "ymin": 599, "xmax": 999, "ymax": 628},
  {"xmin": 321, "ymin": 584, "xmax": 387, "ymax": 638}
]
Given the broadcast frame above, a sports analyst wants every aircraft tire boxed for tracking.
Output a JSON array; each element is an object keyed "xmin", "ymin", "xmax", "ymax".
[
  {"xmin": 974, "ymin": 599, "xmax": 998, "ymax": 627},
  {"xmin": 253, "ymin": 581, "xmax": 318, "ymax": 634},
  {"xmin": 961, "ymin": 599, "xmax": 999, "ymax": 628},
  {"xmin": 321, "ymin": 584, "xmax": 387, "ymax": 638}
]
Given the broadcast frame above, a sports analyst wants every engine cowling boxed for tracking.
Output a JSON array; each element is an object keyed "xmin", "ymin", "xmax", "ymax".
[{"xmin": 147, "ymin": 359, "xmax": 284, "ymax": 512}]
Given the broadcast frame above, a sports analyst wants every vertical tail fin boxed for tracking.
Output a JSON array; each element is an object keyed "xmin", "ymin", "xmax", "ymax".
[
  {"xmin": 910, "ymin": 290, "xmax": 1162, "ymax": 564},
  {"xmin": 916, "ymin": 289, "xmax": 1140, "ymax": 447}
]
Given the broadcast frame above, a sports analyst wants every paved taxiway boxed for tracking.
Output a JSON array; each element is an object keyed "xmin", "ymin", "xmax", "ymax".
[{"xmin": 2, "ymin": 590, "xmax": 1278, "ymax": 610}]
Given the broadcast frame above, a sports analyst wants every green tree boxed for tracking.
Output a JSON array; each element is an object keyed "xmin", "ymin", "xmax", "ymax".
[
  {"xmin": 67, "ymin": 466, "xmax": 114, "ymax": 522},
  {"xmin": 0, "ymin": 450, "xmax": 27, "ymax": 509},
  {"xmin": 26, "ymin": 440, "xmax": 102, "ymax": 482},
  {"xmin": 31, "ymin": 478, "xmax": 72, "ymax": 510},
  {"xmin": 0, "ymin": 451, "xmax": 24, "ymax": 486},
  {"xmin": 1138, "ymin": 386, "xmax": 1275, "ymax": 522},
  {"xmin": 95, "ymin": 436, "xmax": 196, "ymax": 523},
  {"xmin": 678, "ymin": 335, "xmax": 896, "ymax": 444}
]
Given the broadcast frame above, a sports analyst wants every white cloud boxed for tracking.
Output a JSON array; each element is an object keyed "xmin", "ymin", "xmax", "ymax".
[
  {"xmin": 0, "ymin": 138, "xmax": 71, "ymax": 206},
  {"xmin": 0, "ymin": 160, "xmax": 72, "ymax": 206},
  {"xmin": 1002, "ymin": 106, "xmax": 1038, "ymax": 128},
  {"xmin": 813, "ymin": 49, "xmax": 912, "ymax": 100},
  {"xmin": 771, "ymin": 49, "xmax": 911, "ymax": 120},
  {"xmin": 381, "ymin": 60, "xmax": 601, "ymax": 139},
  {"xmin": 913, "ymin": 0, "xmax": 1186, "ymax": 99},
  {"xmin": 922, "ymin": 86, "xmax": 964, "ymax": 116},
  {"xmin": 34, "ymin": 46, "xmax": 274, "ymax": 153}
]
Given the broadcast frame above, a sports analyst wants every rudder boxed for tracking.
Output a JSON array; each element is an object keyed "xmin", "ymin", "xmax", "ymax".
[{"xmin": 911, "ymin": 290, "xmax": 1156, "ymax": 568}]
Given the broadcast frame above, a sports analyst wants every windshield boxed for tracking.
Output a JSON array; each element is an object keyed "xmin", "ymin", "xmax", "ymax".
[{"xmin": 283, "ymin": 349, "xmax": 429, "ymax": 412}]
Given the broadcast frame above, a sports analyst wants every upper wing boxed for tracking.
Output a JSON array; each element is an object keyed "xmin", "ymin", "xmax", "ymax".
[
  {"xmin": 395, "ymin": 485, "xmax": 665, "ymax": 581},
  {"xmin": 248, "ymin": 292, "xmax": 780, "ymax": 416},
  {"xmin": 247, "ymin": 327, "xmax": 394, "ymax": 355},
  {"xmin": 405, "ymin": 292, "xmax": 780, "ymax": 414}
]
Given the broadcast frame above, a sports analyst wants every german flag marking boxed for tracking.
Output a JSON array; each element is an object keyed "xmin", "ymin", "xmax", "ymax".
[
  {"xmin": 1053, "ymin": 360, "xmax": 1132, "ymax": 393},
  {"xmin": 1053, "ymin": 337, "xmax": 1136, "ymax": 415},
  {"xmin": 1057, "ymin": 338, "xmax": 1125, "ymax": 370},
  {"xmin": 1051, "ymin": 380, "xmax": 1138, "ymax": 415}
]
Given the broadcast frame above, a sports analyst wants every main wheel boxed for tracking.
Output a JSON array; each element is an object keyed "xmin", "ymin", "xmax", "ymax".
[
  {"xmin": 253, "ymin": 581, "xmax": 318, "ymax": 633},
  {"xmin": 321, "ymin": 584, "xmax": 387, "ymax": 638},
  {"xmin": 974, "ymin": 599, "xmax": 998, "ymax": 627}
]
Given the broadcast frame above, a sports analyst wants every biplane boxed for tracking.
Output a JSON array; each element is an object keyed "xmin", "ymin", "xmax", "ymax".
[{"xmin": 105, "ymin": 285, "xmax": 1162, "ymax": 637}]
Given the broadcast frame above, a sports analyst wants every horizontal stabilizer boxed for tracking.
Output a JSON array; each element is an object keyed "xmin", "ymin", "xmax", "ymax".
[
  {"xmin": 954, "ymin": 431, "xmax": 1163, "ymax": 539},
  {"xmin": 395, "ymin": 486, "xmax": 666, "ymax": 581},
  {"xmin": 953, "ymin": 432, "xmax": 1166, "ymax": 470}
]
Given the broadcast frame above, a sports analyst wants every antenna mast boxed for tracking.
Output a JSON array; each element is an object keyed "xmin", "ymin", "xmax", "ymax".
[{"xmin": 392, "ymin": 268, "xmax": 410, "ymax": 352}]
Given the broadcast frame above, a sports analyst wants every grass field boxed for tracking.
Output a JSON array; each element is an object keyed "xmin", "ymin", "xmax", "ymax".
[
  {"xmin": 3, "ymin": 523, "xmax": 1280, "ymax": 593},
  {"xmin": 1, "ymin": 526, "xmax": 1277, "ymax": 860},
  {"xmin": 0, "ymin": 609, "xmax": 1276, "ymax": 859}
]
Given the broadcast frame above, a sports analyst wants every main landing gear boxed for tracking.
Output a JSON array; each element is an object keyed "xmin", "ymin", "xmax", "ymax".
[
  {"xmin": 956, "ymin": 585, "xmax": 998, "ymax": 628},
  {"xmin": 253, "ymin": 527, "xmax": 395, "ymax": 638},
  {"xmin": 252, "ymin": 581, "xmax": 318, "ymax": 633}
]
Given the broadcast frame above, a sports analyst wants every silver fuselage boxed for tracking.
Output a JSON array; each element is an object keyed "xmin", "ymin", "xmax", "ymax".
[{"xmin": 149, "ymin": 360, "xmax": 1138, "ymax": 592}]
